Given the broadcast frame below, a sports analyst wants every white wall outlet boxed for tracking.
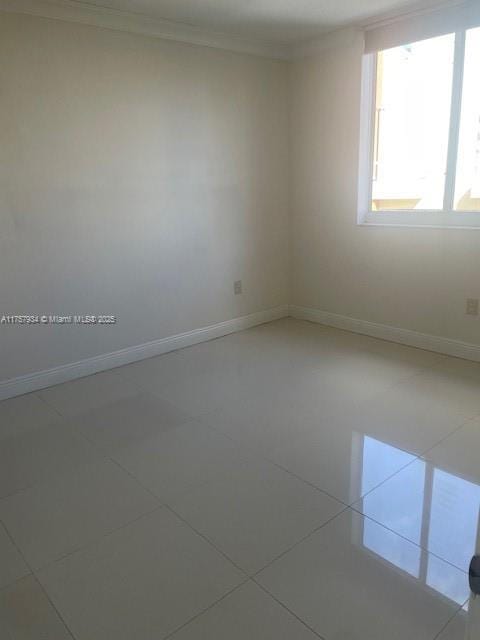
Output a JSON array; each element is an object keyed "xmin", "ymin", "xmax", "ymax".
[
  {"xmin": 234, "ymin": 280, "xmax": 242, "ymax": 295},
  {"xmin": 466, "ymin": 298, "xmax": 479, "ymax": 316}
]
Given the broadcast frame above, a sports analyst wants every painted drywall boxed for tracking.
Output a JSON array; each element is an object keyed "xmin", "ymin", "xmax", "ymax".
[
  {"xmin": 290, "ymin": 28, "xmax": 480, "ymax": 346},
  {"xmin": 0, "ymin": 12, "xmax": 289, "ymax": 380}
]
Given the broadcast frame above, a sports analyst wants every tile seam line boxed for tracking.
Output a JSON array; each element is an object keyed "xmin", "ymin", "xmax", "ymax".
[
  {"xmin": 161, "ymin": 579, "xmax": 250, "ymax": 640},
  {"xmin": 344, "ymin": 415, "xmax": 480, "ymax": 574},
  {"xmin": 269, "ymin": 455, "xmax": 416, "ymax": 508},
  {"xmin": 29, "ymin": 504, "xmax": 163, "ymax": 573},
  {"xmin": 163, "ymin": 503, "xmax": 250, "ymax": 578},
  {"xmin": 69, "ymin": 424, "xmax": 252, "ymax": 579},
  {"xmin": 251, "ymin": 505, "xmax": 351, "ymax": 579},
  {"xmin": 109, "ymin": 451, "xmax": 252, "ymax": 578},
  {"xmin": 348, "ymin": 505, "xmax": 471, "ymax": 577},
  {"xmin": 16, "ymin": 316, "xmax": 479, "ymax": 403},
  {"xmin": 30, "ymin": 327, "xmax": 480, "ymax": 438},
  {"xmin": 199, "ymin": 405, "xmax": 472, "ymax": 513},
  {"xmin": 419, "ymin": 413, "xmax": 480, "ymax": 460},
  {"xmin": 354, "ymin": 413, "xmax": 480, "ymax": 509},
  {"xmin": 34, "ymin": 392, "xmax": 65, "ymax": 419},
  {"xmin": 28, "ymin": 321, "xmax": 443, "ymax": 414},
  {"xmin": 0, "ymin": 572, "xmax": 34, "ymax": 594},
  {"xmin": 9, "ymin": 338, "xmax": 478, "ymax": 567},
  {"xmin": 33, "ymin": 576, "xmax": 78, "ymax": 640},
  {"xmin": 198, "ymin": 414, "xmax": 353, "ymax": 508},
  {"xmin": 253, "ymin": 509, "xmax": 469, "ymax": 640},
  {"xmin": 103, "ymin": 422, "xmax": 352, "ymax": 581},
  {"xmin": 252, "ymin": 505, "xmax": 470, "ymax": 608},
  {"xmin": 0, "ymin": 507, "xmax": 77, "ymax": 639},
  {"xmin": 4, "ymin": 442, "xmax": 217, "ymax": 576},
  {"xmin": 8, "ymin": 374, "xmax": 479, "ymax": 578},
  {"xmin": 3, "ymin": 324, "xmax": 476, "ymax": 637},
  {"xmin": 432, "ymin": 603, "xmax": 467, "ymax": 640},
  {"xmin": 251, "ymin": 577, "xmax": 327, "ymax": 640},
  {"xmin": 0, "ymin": 414, "xmax": 153, "ymax": 502},
  {"xmin": 33, "ymin": 366, "xmax": 147, "ymax": 417},
  {"xmin": 0, "ymin": 520, "xmax": 32, "ymax": 590},
  {"xmin": 0, "ymin": 453, "xmax": 114, "ymax": 502}
]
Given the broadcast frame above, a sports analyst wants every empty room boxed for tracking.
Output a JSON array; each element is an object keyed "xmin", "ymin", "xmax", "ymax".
[{"xmin": 1, "ymin": 0, "xmax": 480, "ymax": 638}]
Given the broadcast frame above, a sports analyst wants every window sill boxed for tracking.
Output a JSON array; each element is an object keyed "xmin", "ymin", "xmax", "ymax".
[{"xmin": 359, "ymin": 210, "xmax": 480, "ymax": 229}]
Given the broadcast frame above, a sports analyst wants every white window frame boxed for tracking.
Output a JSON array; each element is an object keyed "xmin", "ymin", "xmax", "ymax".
[{"xmin": 358, "ymin": 28, "xmax": 480, "ymax": 229}]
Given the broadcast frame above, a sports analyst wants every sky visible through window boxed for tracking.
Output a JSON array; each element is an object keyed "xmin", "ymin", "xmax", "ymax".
[
  {"xmin": 371, "ymin": 28, "xmax": 480, "ymax": 213},
  {"xmin": 454, "ymin": 27, "xmax": 480, "ymax": 211}
]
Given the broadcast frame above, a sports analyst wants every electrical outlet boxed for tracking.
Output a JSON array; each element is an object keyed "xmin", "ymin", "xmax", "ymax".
[
  {"xmin": 234, "ymin": 280, "xmax": 242, "ymax": 295},
  {"xmin": 466, "ymin": 298, "xmax": 479, "ymax": 316}
]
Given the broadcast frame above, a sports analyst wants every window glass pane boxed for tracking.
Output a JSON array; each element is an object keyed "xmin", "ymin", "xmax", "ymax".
[
  {"xmin": 363, "ymin": 517, "xmax": 421, "ymax": 578},
  {"xmin": 454, "ymin": 27, "xmax": 480, "ymax": 211},
  {"xmin": 361, "ymin": 436, "xmax": 415, "ymax": 496},
  {"xmin": 371, "ymin": 34, "xmax": 455, "ymax": 211},
  {"xmin": 426, "ymin": 554, "xmax": 469, "ymax": 606},
  {"xmin": 428, "ymin": 468, "xmax": 480, "ymax": 573},
  {"xmin": 362, "ymin": 456, "xmax": 426, "ymax": 546}
]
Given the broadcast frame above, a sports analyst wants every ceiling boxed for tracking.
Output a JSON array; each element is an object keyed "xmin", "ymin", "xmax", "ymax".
[{"xmin": 79, "ymin": 0, "xmax": 449, "ymax": 44}]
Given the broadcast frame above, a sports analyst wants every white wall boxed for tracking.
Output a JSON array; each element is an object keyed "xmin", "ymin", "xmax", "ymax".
[
  {"xmin": 290, "ymin": 29, "xmax": 480, "ymax": 347},
  {"xmin": 0, "ymin": 12, "xmax": 289, "ymax": 381}
]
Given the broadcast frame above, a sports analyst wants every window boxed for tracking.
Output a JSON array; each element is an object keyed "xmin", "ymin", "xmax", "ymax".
[
  {"xmin": 454, "ymin": 27, "xmax": 480, "ymax": 211},
  {"xmin": 359, "ymin": 26, "xmax": 480, "ymax": 227}
]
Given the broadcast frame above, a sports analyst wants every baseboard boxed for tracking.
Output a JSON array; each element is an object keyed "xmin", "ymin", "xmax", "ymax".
[
  {"xmin": 290, "ymin": 305, "xmax": 480, "ymax": 363},
  {"xmin": 4, "ymin": 303, "xmax": 478, "ymax": 401},
  {"xmin": 0, "ymin": 305, "xmax": 289, "ymax": 401}
]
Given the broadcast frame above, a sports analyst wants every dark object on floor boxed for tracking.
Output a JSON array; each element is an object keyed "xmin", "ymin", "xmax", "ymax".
[{"xmin": 469, "ymin": 556, "xmax": 480, "ymax": 595}]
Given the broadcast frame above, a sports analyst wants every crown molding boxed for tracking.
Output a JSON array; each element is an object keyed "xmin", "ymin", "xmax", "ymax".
[
  {"xmin": 0, "ymin": 0, "xmax": 292, "ymax": 60},
  {"xmin": 360, "ymin": 0, "xmax": 466, "ymax": 31},
  {"xmin": 0, "ymin": 0, "xmax": 468, "ymax": 63},
  {"xmin": 291, "ymin": 26, "xmax": 364, "ymax": 60},
  {"xmin": 290, "ymin": 0, "xmax": 467, "ymax": 60}
]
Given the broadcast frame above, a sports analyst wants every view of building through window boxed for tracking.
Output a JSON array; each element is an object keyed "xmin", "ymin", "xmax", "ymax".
[
  {"xmin": 371, "ymin": 27, "xmax": 480, "ymax": 213},
  {"xmin": 454, "ymin": 26, "xmax": 480, "ymax": 211}
]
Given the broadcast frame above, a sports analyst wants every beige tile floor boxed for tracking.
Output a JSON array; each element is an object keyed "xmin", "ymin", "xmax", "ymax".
[{"xmin": 1, "ymin": 318, "xmax": 479, "ymax": 639}]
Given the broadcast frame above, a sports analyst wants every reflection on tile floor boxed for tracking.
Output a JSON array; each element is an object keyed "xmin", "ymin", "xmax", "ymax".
[
  {"xmin": 257, "ymin": 509, "xmax": 469, "ymax": 640},
  {"xmin": 1, "ymin": 318, "xmax": 479, "ymax": 639},
  {"xmin": 353, "ymin": 454, "xmax": 480, "ymax": 573}
]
